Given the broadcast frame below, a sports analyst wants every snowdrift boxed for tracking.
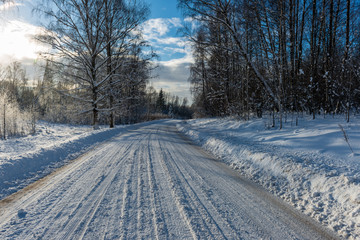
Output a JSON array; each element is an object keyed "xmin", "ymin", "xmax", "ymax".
[
  {"xmin": 0, "ymin": 122, "xmax": 128, "ymax": 199},
  {"xmin": 177, "ymin": 117, "xmax": 360, "ymax": 240}
]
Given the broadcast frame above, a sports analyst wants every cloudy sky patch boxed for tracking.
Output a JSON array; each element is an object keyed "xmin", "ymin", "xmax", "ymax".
[
  {"xmin": 0, "ymin": 0, "xmax": 193, "ymax": 102},
  {"xmin": 0, "ymin": 20, "xmax": 46, "ymax": 63},
  {"xmin": 142, "ymin": 17, "xmax": 193, "ymax": 101}
]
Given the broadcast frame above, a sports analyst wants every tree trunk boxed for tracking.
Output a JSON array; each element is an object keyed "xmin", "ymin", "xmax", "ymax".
[
  {"xmin": 3, "ymin": 103, "xmax": 6, "ymax": 140},
  {"xmin": 105, "ymin": 1, "xmax": 115, "ymax": 128},
  {"xmin": 310, "ymin": 0, "xmax": 317, "ymax": 120},
  {"xmin": 289, "ymin": 0, "xmax": 296, "ymax": 112},
  {"xmin": 278, "ymin": 0, "xmax": 286, "ymax": 129},
  {"xmin": 345, "ymin": 0, "xmax": 351, "ymax": 122},
  {"xmin": 107, "ymin": 43, "xmax": 115, "ymax": 128},
  {"xmin": 93, "ymin": 87, "xmax": 99, "ymax": 130},
  {"xmin": 326, "ymin": 0, "xmax": 334, "ymax": 112}
]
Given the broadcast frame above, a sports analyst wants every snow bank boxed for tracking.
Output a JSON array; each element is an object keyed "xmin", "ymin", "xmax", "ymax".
[
  {"xmin": 0, "ymin": 122, "xmax": 130, "ymax": 199},
  {"xmin": 177, "ymin": 116, "xmax": 360, "ymax": 240}
]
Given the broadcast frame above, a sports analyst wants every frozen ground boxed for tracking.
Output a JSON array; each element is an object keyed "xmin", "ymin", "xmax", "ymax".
[
  {"xmin": 0, "ymin": 120, "xmax": 337, "ymax": 239},
  {"xmin": 177, "ymin": 115, "xmax": 360, "ymax": 239}
]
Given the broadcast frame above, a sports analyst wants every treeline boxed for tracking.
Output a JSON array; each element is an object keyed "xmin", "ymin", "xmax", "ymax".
[
  {"xmin": 145, "ymin": 87, "xmax": 193, "ymax": 120},
  {"xmin": 0, "ymin": 61, "xmax": 192, "ymax": 139},
  {"xmin": 37, "ymin": 59, "xmax": 149, "ymax": 125},
  {"xmin": 0, "ymin": 61, "xmax": 89, "ymax": 139},
  {"xmin": 0, "ymin": 0, "xmax": 194, "ymax": 139},
  {"xmin": 180, "ymin": 0, "xmax": 360, "ymax": 127},
  {"xmin": 39, "ymin": 69, "xmax": 193, "ymax": 124}
]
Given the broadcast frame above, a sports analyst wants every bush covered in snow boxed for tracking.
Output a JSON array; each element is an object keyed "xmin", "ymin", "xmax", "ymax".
[{"xmin": 0, "ymin": 90, "xmax": 35, "ymax": 139}]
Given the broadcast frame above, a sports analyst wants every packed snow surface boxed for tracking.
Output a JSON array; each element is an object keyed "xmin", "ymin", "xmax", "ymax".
[
  {"xmin": 177, "ymin": 116, "xmax": 360, "ymax": 239},
  {"xmin": 0, "ymin": 120, "xmax": 337, "ymax": 239}
]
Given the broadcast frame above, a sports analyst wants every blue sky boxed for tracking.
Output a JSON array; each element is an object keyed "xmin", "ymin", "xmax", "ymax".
[
  {"xmin": 149, "ymin": 0, "xmax": 181, "ymax": 19},
  {"xmin": 145, "ymin": 0, "xmax": 192, "ymax": 101},
  {"xmin": 0, "ymin": 0, "xmax": 193, "ymax": 101}
]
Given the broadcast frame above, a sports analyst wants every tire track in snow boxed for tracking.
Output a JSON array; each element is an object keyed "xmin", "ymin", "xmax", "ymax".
[
  {"xmin": 118, "ymin": 157, "xmax": 135, "ymax": 240},
  {"xmin": 118, "ymin": 130, "xmax": 155, "ymax": 239},
  {"xmin": 156, "ymin": 124, "xmax": 338, "ymax": 240},
  {"xmin": 173, "ymin": 127, "xmax": 332, "ymax": 239},
  {"xmin": 83, "ymin": 158, "xmax": 130, "ymax": 240},
  {"xmin": 168, "ymin": 130, "xmax": 271, "ymax": 239},
  {"xmin": 63, "ymin": 129, "xmax": 149, "ymax": 239},
  {"xmin": 0, "ymin": 146, "xmax": 115, "ymax": 238},
  {"xmin": 179, "ymin": 158, "xmax": 268, "ymax": 239},
  {"xmin": 134, "ymin": 142, "xmax": 158, "ymax": 239},
  {"xmin": 147, "ymin": 127, "xmax": 194, "ymax": 239},
  {"xmin": 163, "ymin": 139, "xmax": 242, "ymax": 239},
  {"xmin": 53, "ymin": 135, "xmax": 139, "ymax": 239},
  {"xmin": 157, "ymin": 133, "xmax": 228, "ymax": 239},
  {"xmin": 0, "ymin": 146, "xmax": 101, "ymax": 225},
  {"xmin": 172, "ymin": 124, "xmax": 339, "ymax": 239},
  {"xmin": 146, "ymin": 128, "xmax": 168, "ymax": 239},
  {"xmin": 43, "ymin": 153, "xmax": 119, "ymax": 237},
  {"xmin": 170, "ymin": 142, "xmax": 281, "ymax": 239},
  {"xmin": 135, "ymin": 147, "xmax": 146, "ymax": 238},
  {"xmin": 0, "ymin": 121, "xmax": 340, "ymax": 240},
  {"xmin": 134, "ymin": 129, "xmax": 160, "ymax": 239},
  {"xmin": 118, "ymin": 148, "xmax": 144, "ymax": 239},
  {"xmin": 0, "ymin": 130, "xmax": 139, "ymax": 239}
]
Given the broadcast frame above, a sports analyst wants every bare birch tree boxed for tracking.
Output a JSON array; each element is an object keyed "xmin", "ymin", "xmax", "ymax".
[
  {"xmin": 101, "ymin": 0, "xmax": 149, "ymax": 128},
  {"xmin": 36, "ymin": 0, "xmax": 151, "ymax": 129}
]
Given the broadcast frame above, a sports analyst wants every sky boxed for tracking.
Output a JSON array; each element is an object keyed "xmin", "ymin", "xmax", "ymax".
[
  {"xmin": 0, "ymin": 0, "xmax": 193, "ymax": 101},
  {"xmin": 144, "ymin": 0, "xmax": 193, "ymax": 101}
]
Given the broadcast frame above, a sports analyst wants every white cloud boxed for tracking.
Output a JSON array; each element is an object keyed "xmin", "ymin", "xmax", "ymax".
[
  {"xmin": 159, "ymin": 52, "xmax": 193, "ymax": 68},
  {"xmin": 151, "ymin": 64, "xmax": 192, "ymax": 101},
  {"xmin": 0, "ymin": 20, "xmax": 48, "ymax": 64},
  {"xmin": 155, "ymin": 36, "xmax": 184, "ymax": 46},
  {"xmin": 0, "ymin": 2, "xmax": 22, "ymax": 12},
  {"xmin": 142, "ymin": 18, "xmax": 182, "ymax": 38},
  {"xmin": 142, "ymin": 17, "xmax": 191, "ymax": 59},
  {"xmin": 167, "ymin": 17, "xmax": 182, "ymax": 28},
  {"xmin": 158, "ymin": 40, "xmax": 194, "ymax": 66},
  {"xmin": 163, "ymin": 47, "xmax": 187, "ymax": 54},
  {"xmin": 142, "ymin": 17, "xmax": 194, "ymax": 101},
  {"xmin": 183, "ymin": 16, "xmax": 201, "ymax": 32},
  {"xmin": 151, "ymin": 42, "xmax": 194, "ymax": 102}
]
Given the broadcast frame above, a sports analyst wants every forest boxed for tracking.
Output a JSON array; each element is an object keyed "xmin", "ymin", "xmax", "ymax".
[
  {"xmin": 0, "ymin": 60, "xmax": 191, "ymax": 139},
  {"xmin": 0, "ymin": 0, "xmax": 191, "ymax": 139},
  {"xmin": 180, "ymin": 0, "xmax": 360, "ymax": 128},
  {"xmin": 1, "ymin": 0, "xmax": 359, "ymax": 138}
]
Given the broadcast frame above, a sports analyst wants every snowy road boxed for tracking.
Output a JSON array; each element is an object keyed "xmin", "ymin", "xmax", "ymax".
[{"xmin": 0, "ymin": 121, "xmax": 339, "ymax": 239}]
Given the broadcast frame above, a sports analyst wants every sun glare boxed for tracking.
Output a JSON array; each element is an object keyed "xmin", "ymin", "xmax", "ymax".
[
  {"xmin": 0, "ymin": 20, "xmax": 46, "ymax": 64},
  {"xmin": 0, "ymin": 2, "xmax": 21, "ymax": 12}
]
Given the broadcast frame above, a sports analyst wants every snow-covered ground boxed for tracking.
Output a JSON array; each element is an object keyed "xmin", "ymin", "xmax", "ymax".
[
  {"xmin": 177, "ymin": 116, "xmax": 360, "ymax": 239},
  {"xmin": 0, "ymin": 121, "xmax": 131, "ymax": 199},
  {"xmin": 0, "ymin": 117, "xmax": 357, "ymax": 239},
  {"xmin": 0, "ymin": 121, "xmax": 337, "ymax": 239}
]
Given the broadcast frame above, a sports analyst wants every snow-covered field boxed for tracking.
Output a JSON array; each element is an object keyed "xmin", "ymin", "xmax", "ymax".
[
  {"xmin": 0, "ymin": 121, "xmax": 130, "ymax": 199},
  {"xmin": 177, "ymin": 116, "xmax": 360, "ymax": 239}
]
